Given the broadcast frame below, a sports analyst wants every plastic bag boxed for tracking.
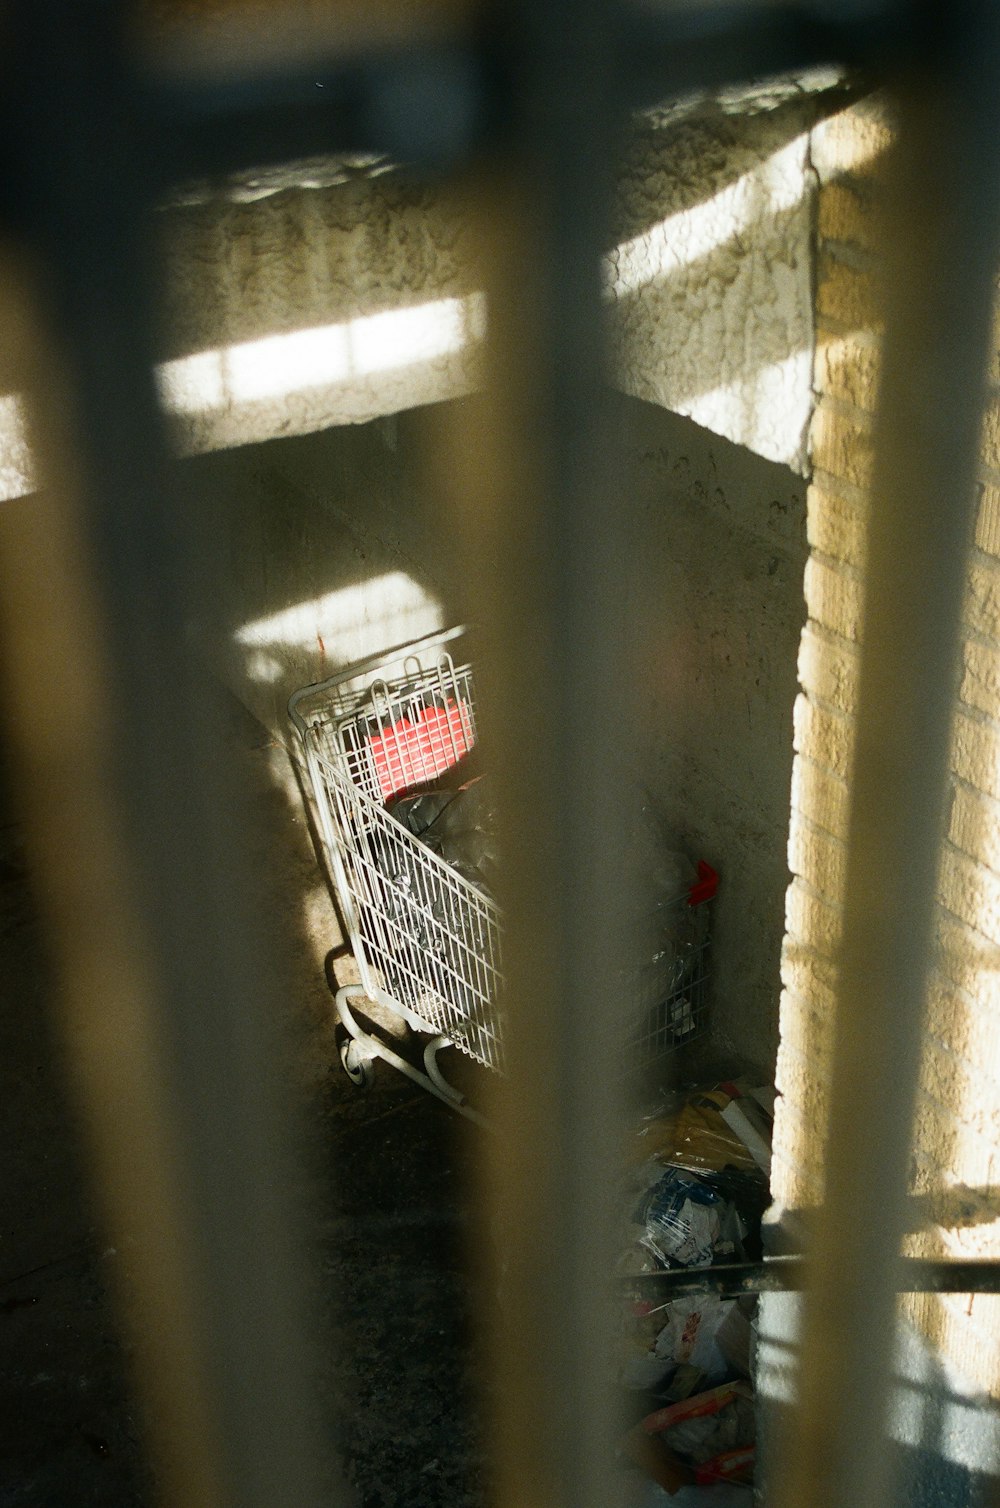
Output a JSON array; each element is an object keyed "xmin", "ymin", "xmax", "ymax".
[
  {"xmin": 619, "ymin": 1286, "xmax": 679, "ymax": 1391},
  {"xmin": 388, "ymin": 753, "xmax": 498, "ymax": 897},
  {"xmin": 653, "ymin": 1294, "xmax": 737, "ymax": 1382},
  {"xmin": 633, "ymin": 1167, "xmax": 747, "ymax": 1269},
  {"xmin": 631, "ymin": 1089, "xmax": 758, "ymax": 1176},
  {"xmin": 639, "ymin": 1381, "xmax": 755, "ymax": 1471},
  {"xmin": 623, "ymin": 1383, "xmax": 755, "ymax": 1501}
]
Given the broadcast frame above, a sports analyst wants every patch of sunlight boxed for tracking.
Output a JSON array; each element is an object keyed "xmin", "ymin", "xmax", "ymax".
[
  {"xmin": 685, "ymin": 349, "xmax": 812, "ymax": 465},
  {"xmin": 158, "ymin": 293, "xmax": 486, "ymax": 416},
  {"xmin": 235, "ymin": 570, "xmax": 443, "ymax": 685},
  {"xmin": 606, "ymin": 132, "xmax": 809, "ymax": 298},
  {"xmin": 243, "ymin": 650, "xmax": 286, "ymax": 685},
  {"xmin": 887, "ymin": 1317, "xmax": 1000, "ymax": 1476},
  {"xmin": 0, "ymin": 392, "xmax": 36, "ymax": 499},
  {"xmin": 0, "ymin": 294, "xmax": 487, "ymax": 497}
]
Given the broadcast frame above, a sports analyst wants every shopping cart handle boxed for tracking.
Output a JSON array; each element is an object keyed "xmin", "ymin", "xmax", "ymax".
[{"xmin": 687, "ymin": 860, "xmax": 719, "ymax": 906}]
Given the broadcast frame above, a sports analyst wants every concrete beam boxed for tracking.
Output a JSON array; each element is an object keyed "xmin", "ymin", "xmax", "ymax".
[{"xmin": 0, "ymin": 86, "xmax": 832, "ymax": 499}]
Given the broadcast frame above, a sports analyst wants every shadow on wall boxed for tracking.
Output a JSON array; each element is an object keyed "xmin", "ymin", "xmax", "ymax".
[
  {"xmin": 0, "ymin": 84, "xmax": 871, "ymax": 500},
  {"xmin": 178, "ymin": 410, "xmax": 458, "ymax": 734},
  {"xmin": 197, "ymin": 389, "xmax": 807, "ymax": 1081},
  {"xmin": 896, "ymin": 649, "xmax": 1000, "ymax": 1402},
  {"xmin": 152, "ymin": 143, "xmax": 816, "ymax": 466},
  {"xmin": 158, "ymin": 294, "xmax": 487, "ymax": 452},
  {"xmin": 614, "ymin": 394, "xmax": 808, "ymax": 1072},
  {"xmin": 151, "ymin": 83, "xmax": 862, "ymax": 469},
  {"xmin": 158, "ymin": 172, "xmax": 482, "ymax": 363},
  {"xmin": 608, "ymin": 91, "xmax": 838, "ymax": 471},
  {"xmin": 176, "ymin": 354, "xmax": 808, "ymax": 1077},
  {"xmin": 758, "ymin": 1293, "xmax": 1000, "ymax": 1506},
  {"xmin": 174, "ymin": 93, "xmax": 890, "ymax": 1075}
]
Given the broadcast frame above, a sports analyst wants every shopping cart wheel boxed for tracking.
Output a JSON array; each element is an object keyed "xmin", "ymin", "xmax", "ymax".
[{"xmin": 340, "ymin": 1038, "xmax": 375, "ymax": 1090}]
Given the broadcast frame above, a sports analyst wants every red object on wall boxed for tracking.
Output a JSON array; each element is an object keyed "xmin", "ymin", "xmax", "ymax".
[{"xmin": 688, "ymin": 860, "xmax": 719, "ymax": 907}]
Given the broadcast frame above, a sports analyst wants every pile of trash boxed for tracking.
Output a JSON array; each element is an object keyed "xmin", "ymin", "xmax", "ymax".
[
  {"xmin": 616, "ymin": 1080, "xmax": 774, "ymax": 1505},
  {"xmin": 387, "ymin": 748, "xmax": 498, "ymax": 898}
]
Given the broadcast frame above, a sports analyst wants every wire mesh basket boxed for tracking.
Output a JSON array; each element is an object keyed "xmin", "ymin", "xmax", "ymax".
[{"xmin": 290, "ymin": 626, "xmax": 715, "ymax": 1118}]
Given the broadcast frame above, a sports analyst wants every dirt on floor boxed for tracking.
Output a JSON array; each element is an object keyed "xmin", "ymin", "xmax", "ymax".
[{"xmin": 0, "ymin": 695, "xmax": 490, "ymax": 1508}]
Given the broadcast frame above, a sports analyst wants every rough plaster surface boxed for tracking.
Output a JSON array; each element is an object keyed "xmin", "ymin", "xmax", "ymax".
[
  {"xmin": 182, "ymin": 409, "xmax": 461, "ymax": 733},
  {"xmin": 156, "ymin": 173, "xmax": 485, "ymax": 455},
  {"xmin": 0, "ymin": 92, "xmax": 828, "ymax": 499},
  {"xmin": 618, "ymin": 394, "xmax": 807, "ymax": 1070},
  {"xmin": 191, "ymin": 391, "xmax": 805, "ymax": 1072},
  {"xmin": 606, "ymin": 95, "xmax": 817, "ymax": 474},
  {"xmin": 0, "ymin": 394, "xmax": 35, "ymax": 500},
  {"xmin": 162, "ymin": 94, "xmax": 818, "ymax": 470},
  {"xmin": 0, "ymin": 176, "xmax": 485, "ymax": 503}
]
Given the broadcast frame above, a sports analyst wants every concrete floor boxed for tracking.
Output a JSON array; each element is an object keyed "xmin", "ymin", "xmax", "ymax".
[{"xmin": 0, "ymin": 699, "xmax": 489, "ymax": 1507}]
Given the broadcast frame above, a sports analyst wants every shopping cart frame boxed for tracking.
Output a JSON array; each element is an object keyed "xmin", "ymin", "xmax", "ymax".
[
  {"xmin": 289, "ymin": 626, "xmax": 497, "ymax": 1124},
  {"xmin": 290, "ymin": 625, "xmax": 716, "ymax": 1124}
]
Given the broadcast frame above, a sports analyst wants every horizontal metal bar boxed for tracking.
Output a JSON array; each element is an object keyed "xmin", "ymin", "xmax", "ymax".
[{"xmin": 627, "ymin": 1258, "xmax": 1000, "ymax": 1301}]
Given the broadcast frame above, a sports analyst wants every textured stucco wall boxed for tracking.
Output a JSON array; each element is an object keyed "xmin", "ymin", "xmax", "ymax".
[
  {"xmin": 619, "ymin": 394, "xmax": 807, "ymax": 1070},
  {"xmin": 605, "ymin": 93, "xmax": 818, "ymax": 473},
  {"xmin": 159, "ymin": 92, "xmax": 819, "ymax": 471},
  {"xmin": 157, "ymin": 171, "xmax": 485, "ymax": 455},
  {"xmin": 0, "ymin": 91, "xmax": 827, "ymax": 500},
  {"xmin": 0, "ymin": 171, "xmax": 485, "ymax": 503}
]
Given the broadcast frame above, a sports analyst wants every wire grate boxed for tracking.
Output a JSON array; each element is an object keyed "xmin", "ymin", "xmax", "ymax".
[{"xmin": 294, "ymin": 629, "xmax": 712, "ymax": 1080}]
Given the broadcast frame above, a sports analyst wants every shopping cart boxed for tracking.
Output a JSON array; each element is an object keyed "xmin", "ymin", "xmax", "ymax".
[{"xmin": 289, "ymin": 625, "xmax": 716, "ymax": 1123}]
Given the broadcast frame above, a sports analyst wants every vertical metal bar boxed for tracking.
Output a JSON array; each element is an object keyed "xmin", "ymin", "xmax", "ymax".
[
  {"xmin": 434, "ymin": 4, "xmax": 633, "ymax": 1505},
  {"xmin": 2, "ymin": 7, "xmax": 339, "ymax": 1505},
  {"xmin": 773, "ymin": 11, "xmax": 1000, "ymax": 1508}
]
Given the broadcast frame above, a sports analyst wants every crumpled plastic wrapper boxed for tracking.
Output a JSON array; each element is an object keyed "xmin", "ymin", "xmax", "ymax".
[
  {"xmin": 630, "ymin": 1088, "xmax": 759, "ymax": 1175},
  {"xmin": 632, "ymin": 1167, "xmax": 748, "ymax": 1270}
]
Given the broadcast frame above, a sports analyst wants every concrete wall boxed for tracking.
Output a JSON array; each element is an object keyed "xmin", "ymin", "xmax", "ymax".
[
  {"xmin": 186, "ymin": 389, "xmax": 805, "ymax": 1072},
  {"xmin": 607, "ymin": 90, "xmax": 818, "ymax": 473},
  {"xmin": 157, "ymin": 170, "xmax": 486, "ymax": 454},
  {"xmin": 772, "ymin": 90, "xmax": 1000, "ymax": 1399},
  {"xmin": 619, "ymin": 395, "xmax": 806, "ymax": 1071},
  {"xmin": 161, "ymin": 87, "xmax": 821, "ymax": 471},
  {"xmin": 179, "ymin": 406, "xmax": 460, "ymax": 735},
  {"xmin": 0, "ymin": 89, "xmax": 831, "ymax": 501}
]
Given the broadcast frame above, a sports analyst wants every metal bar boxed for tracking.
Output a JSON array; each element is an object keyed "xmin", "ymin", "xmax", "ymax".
[
  {"xmin": 3, "ymin": 6, "xmax": 339, "ymax": 1504},
  {"xmin": 628, "ymin": 1259, "xmax": 1000, "ymax": 1301},
  {"xmin": 772, "ymin": 9, "xmax": 1000, "ymax": 1508},
  {"xmin": 429, "ymin": 1, "xmax": 633, "ymax": 1504},
  {"xmin": 287, "ymin": 624, "xmax": 466, "ymax": 736}
]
